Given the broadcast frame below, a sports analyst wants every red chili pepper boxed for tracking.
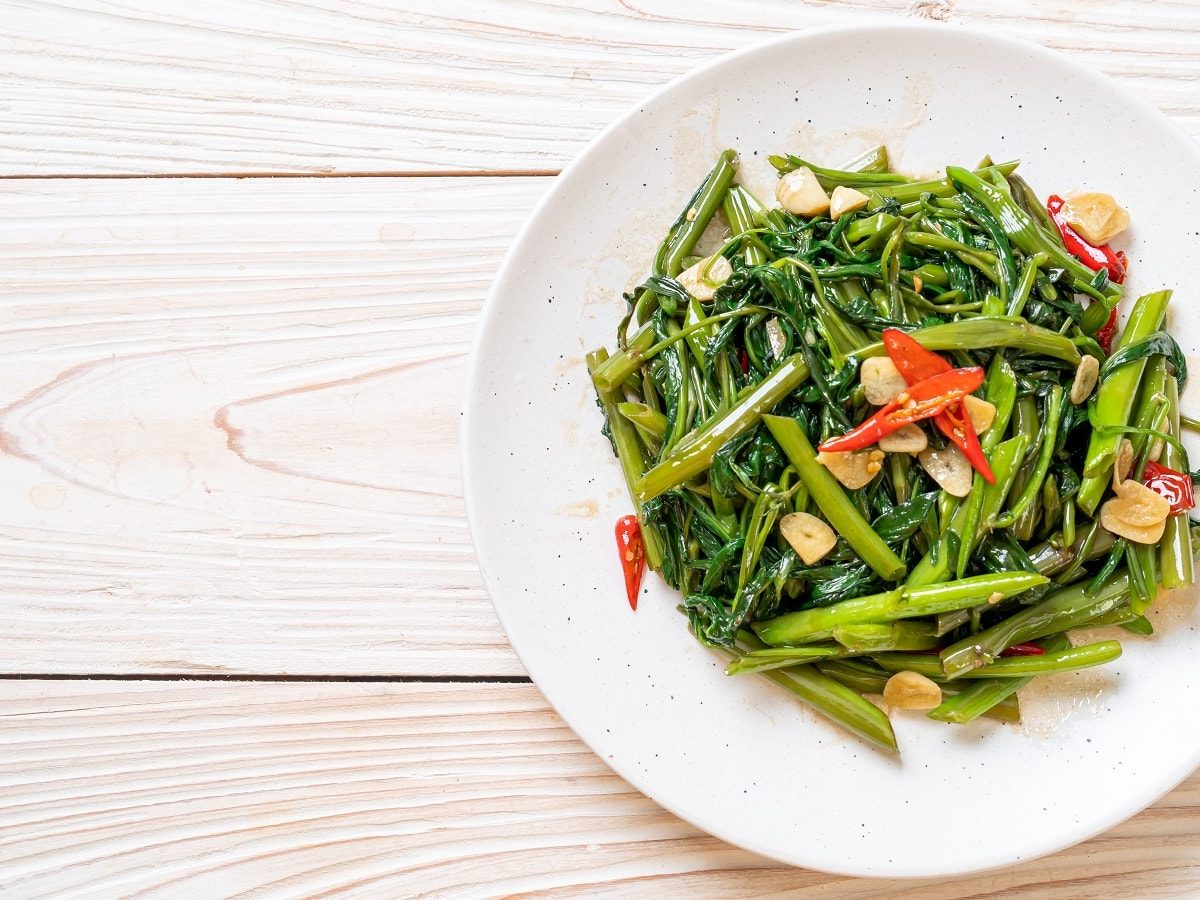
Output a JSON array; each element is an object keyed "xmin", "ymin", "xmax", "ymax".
[
  {"xmin": 740, "ymin": 349, "xmax": 749, "ymax": 375},
  {"xmin": 615, "ymin": 515, "xmax": 645, "ymax": 611},
  {"xmin": 820, "ymin": 366, "xmax": 985, "ymax": 453},
  {"xmin": 1095, "ymin": 307, "xmax": 1120, "ymax": 355},
  {"xmin": 938, "ymin": 399, "xmax": 996, "ymax": 485},
  {"xmin": 1046, "ymin": 195, "xmax": 1126, "ymax": 283},
  {"xmin": 1001, "ymin": 643, "xmax": 1045, "ymax": 657},
  {"xmin": 882, "ymin": 328, "xmax": 952, "ymax": 382},
  {"xmin": 1141, "ymin": 461, "xmax": 1196, "ymax": 514},
  {"xmin": 880, "ymin": 330, "xmax": 996, "ymax": 484}
]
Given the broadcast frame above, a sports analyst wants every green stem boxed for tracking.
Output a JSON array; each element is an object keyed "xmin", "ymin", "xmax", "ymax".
[
  {"xmin": 994, "ymin": 385, "xmax": 1064, "ymax": 528},
  {"xmin": 754, "ymin": 571, "xmax": 1047, "ymax": 646},
  {"xmin": 1006, "ymin": 252, "xmax": 1048, "ymax": 317},
  {"xmin": 927, "ymin": 634, "xmax": 1071, "ymax": 723},
  {"xmin": 1078, "ymin": 290, "xmax": 1172, "ymax": 513},
  {"xmin": 587, "ymin": 349, "xmax": 664, "ymax": 568},
  {"xmin": 763, "ymin": 415, "xmax": 907, "ymax": 581},
  {"xmin": 726, "ymin": 633, "xmax": 898, "ymax": 753},
  {"xmin": 1161, "ymin": 373, "xmax": 1194, "ymax": 589},
  {"xmin": 880, "ymin": 640, "xmax": 1121, "ymax": 679},
  {"xmin": 939, "ymin": 571, "xmax": 1131, "ymax": 678},
  {"xmin": 636, "ymin": 356, "xmax": 810, "ymax": 502}
]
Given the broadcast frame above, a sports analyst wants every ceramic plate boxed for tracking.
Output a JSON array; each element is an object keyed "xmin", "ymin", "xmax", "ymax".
[{"xmin": 462, "ymin": 23, "xmax": 1200, "ymax": 876}]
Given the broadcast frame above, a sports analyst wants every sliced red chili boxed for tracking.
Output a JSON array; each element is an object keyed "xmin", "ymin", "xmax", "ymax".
[
  {"xmin": 1001, "ymin": 643, "xmax": 1045, "ymax": 657},
  {"xmin": 1046, "ymin": 194, "xmax": 1126, "ymax": 283},
  {"xmin": 880, "ymin": 330, "xmax": 995, "ymax": 483},
  {"xmin": 820, "ymin": 367, "xmax": 984, "ymax": 453},
  {"xmin": 740, "ymin": 349, "xmax": 749, "ymax": 375},
  {"xmin": 1096, "ymin": 307, "xmax": 1120, "ymax": 356},
  {"xmin": 1141, "ymin": 461, "xmax": 1196, "ymax": 514},
  {"xmin": 882, "ymin": 328, "xmax": 951, "ymax": 382},
  {"xmin": 938, "ymin": 400, "xmax": 996, "ymax": 485},
  {"xmin": 615, "ymin": 515, "xmax": 645, "ymax": 611}
]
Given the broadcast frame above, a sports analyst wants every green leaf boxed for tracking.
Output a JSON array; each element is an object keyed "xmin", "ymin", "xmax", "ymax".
[{"xmin": 1101, "ymin": 330, "xmax": 1188, "ymax": 388}]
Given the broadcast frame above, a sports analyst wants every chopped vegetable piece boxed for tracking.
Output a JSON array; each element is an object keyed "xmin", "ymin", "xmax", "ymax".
[
  {"xmin": 878, "ymin": 424, "xmax": 928, "ymax": 455},
  {"xmin": 776, "ymin": 166, "xmax": 831, "ymax": 216},
  {"xmin": 1071, "ymin": 355, "xmax": 1101, "ymax": 405},
  {"xmin": 830, "ymin": 185, "xmax": 870, "ymax": 220},
  {"xmin": 963, "ymin": 395, "xmax": 996, "ymax": 434},
  {"xmin": 676, "ymin": 254, "xmax": 732, "ymax": 301},
  {"xmin": 779, "ymin": 512, "xmax": 837, "ymax": 565},
  {"xmin": 883, "ymin": 671, "xmax": 942, "ymax": 710},
  {"xmin": 1141, "ymin": 461, "xmax": 1195, "ymax": 514},
  {"xmin": 1000, "ymin": 643, "xmax": 1044, "ymax": 657},
  {"xmin": 615, "ymin": 515, "xmax": 645, "ymax": 610},
  {"xmin": 1062, "ymin": 191, "xmax": 1130, "ymax": 246},
  {"xmin": 919, "ymin": 445, "xmax": 973, "ymax": 498},
  {"xmin": 861, "ymin": 356, "xmax": 908, "ymax": 405}
]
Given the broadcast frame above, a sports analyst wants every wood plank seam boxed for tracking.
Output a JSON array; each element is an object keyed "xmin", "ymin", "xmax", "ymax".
[
  {"xmin": 0, "ymin": 170, "xmax": 562, "ymax": 180},
  {"xmin": 0, "ymin": 674, "xmax": 534, "ymax": 683}
]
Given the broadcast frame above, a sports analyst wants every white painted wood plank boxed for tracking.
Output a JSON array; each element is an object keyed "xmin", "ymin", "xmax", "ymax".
[
  {"xmin": 0, "ymin": 174, "xmax": 551, "ymax": 676},
  {"xmin": 4, "ymin": 0, "xmax": 1200, "ymax": 175},
  {"xmin": 0, "ymin": 680, "xmax": 1195, "ymax": 897}
]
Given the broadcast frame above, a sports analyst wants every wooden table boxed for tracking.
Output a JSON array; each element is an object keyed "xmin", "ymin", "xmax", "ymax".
[{"xmin": 2, "ymin": 2, "xmax": 1199, "ymax": 895}]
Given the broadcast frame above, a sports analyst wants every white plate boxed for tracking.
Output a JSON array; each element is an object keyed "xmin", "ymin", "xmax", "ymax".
[{"xmin": 462, "ymin": 23, "xmax": 1200, "ymax": 877}]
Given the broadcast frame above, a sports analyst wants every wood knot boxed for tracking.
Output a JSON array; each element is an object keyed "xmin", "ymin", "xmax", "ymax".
[{"xmin": 909, "ymin": 0, "xmax": 954, "ymax": 20}]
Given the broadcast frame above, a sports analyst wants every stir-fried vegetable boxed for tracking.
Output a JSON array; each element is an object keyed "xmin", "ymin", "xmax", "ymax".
[{"xmin": 587, "ymin": 145, "xmax": 1194, "ymax": 753}]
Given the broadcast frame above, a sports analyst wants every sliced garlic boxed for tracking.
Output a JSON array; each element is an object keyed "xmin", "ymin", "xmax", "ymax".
[
  {"xmin": 919, "ymin": 445, "xmax": 973, "ymax": 497},
  {"xmin": 776, "ymin": 167, "xmax": 831, "ymax": 217},
  {"xmin": 1110, "ymin": 479, "xmax": 1171, "ymax": 526},
  {"xmin": 1100, "ymin": 478, "xmax": 1171, "ymax": 544},
  {"xmin": 1070, "ymin": 354, "xmax": 1100, "ymax": 405},
  {"xmin": 878, "ymin": 424, "xmax": 928, "ymax": 455},
  {"xmin": 1101, "ymin": 504, "xmax": 1167, "ymax": 544},
  {"xmin": 1113, "ymin": 437, "xmax": 1135, "ymax": 491},
  {"xmin": 829, "ymin": 185, "xmax": 870, "ymax": 221},
  {"xmin": 883, "ymin": 671, "xmax": 943, "ymax": 710},
  {"xmin": 816, "ymin": 448, "xmax": 883, "ymax": 490},
  {"xmin": 861, "ymin": 356, "xmax": 908, "ymax": 406},
  {"xmin": 765, "ymin": 317, "xmax": 787, "ymax": 359},
  {"xmin": 779, "ymin": 512, "xmax": 837, "ymax": 565},
  {"xmin": 963, "ymin": 395, "xmax": 996, "ymax": 435},
  {"xmin": 1063, "ymin": 191, "xmax": 1130, "ymax": 245},
  {"xmin": 676, "ymin": 254, "xmax": 733, "ymax": 302}
]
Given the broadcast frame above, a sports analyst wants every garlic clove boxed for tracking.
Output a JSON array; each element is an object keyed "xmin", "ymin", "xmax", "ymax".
[
  {"xmin": 963, "ymin": 395, "xmax": 996, "ymax": 435},
  {"xmin": 829, "ymin": 185, "xmax": 870, "ymax": 221},
  {"xmin": 878, "ymin": 424, "xmax": 928, "ymax": 455},
  {"xmin": 1063, "ymin": 191, "xmax": 1130, "ymax": 245},
  {"xmin": 779, "ymin": 512, "xmax": 838, "ymax": 565},
  {"xmin": 1112, "ymin": 437, "xmax": 1135, "ymax": 491},
  {"xmin": 1112, "ymin": 478, "xmax": 1172, "ymax": 525},
  {"xmin": 919, "ymin": 444, "xmax": 973, "ymax": 497},
  {"xmin": 883, "ymin": 671, "xmax": 943, "ymax": 710},
  {"xmin": 676, "ymin": 254, "xmax": 732, "ymax": 302},
  {"xmin": 765, "ymin": 317, "xmax": 787, "ymax": 359},
  {"xmin": 861, "ymin": 356, "xmax": 908, "ymax": 406},
  {"xmin": 1101, "ymin": 503, "xmax": 1167, "ymax": 545},
  {"xmin": 776, "ymin": 167, "xmax": 831, "ymax": 217},
  {"xmin": 816, "ymin": 449, "xmax": 882, "ymax": 490},
  {"xmin": 1070, "ymin": 354, "xmax": 1100, "ymax": 405}
]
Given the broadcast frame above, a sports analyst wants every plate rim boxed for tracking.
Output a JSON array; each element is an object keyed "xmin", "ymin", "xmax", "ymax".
[{"xmin": 461, "ymin": 19, "xmax": 1200, "ymax": 877}]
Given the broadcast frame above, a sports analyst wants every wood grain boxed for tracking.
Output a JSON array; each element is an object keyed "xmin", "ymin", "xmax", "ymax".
[
  {"xmin": 0, "ymin": 680, "xmax": 1195, "ymax": 897},
  {"xmin": 0, "ymin": 174, "xmax": 548, "ymax": 676},
  {"xmin": 4, "ymin": 0, "xmax": 1200, "ymax": 175}
]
